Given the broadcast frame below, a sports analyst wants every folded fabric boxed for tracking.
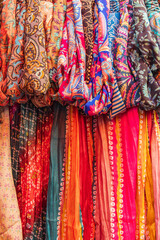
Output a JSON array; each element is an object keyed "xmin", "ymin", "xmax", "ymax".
[
  {"xmin": 144, "ymin": 0, "xmax": 160, "ymax": 47},
  {"xmin": 19, "ymin": 0, "xmax": 50, "ymax": 96}
]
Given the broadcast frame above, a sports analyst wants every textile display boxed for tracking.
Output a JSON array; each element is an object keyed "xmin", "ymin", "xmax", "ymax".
[{"xmin": 0, "ymin": 0, "xmax": 160, "ymax": 239}]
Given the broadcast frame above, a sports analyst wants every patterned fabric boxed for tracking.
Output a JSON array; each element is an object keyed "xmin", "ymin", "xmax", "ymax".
[
  {"xmin": 0, "ymin": 0, "xmax": 16, "ymax": 106},
  {"xmin": 56, "ymin": 0, "xmax": 88, "ymax": 108},
  {"xmin": 0, "ymin": 106, "xmax": 23, "ymax": 240},
  {"xmin": 113, "ymin": 0, "xmax": 140, "ymax": 109},
  {"xmin": 10, "ymin": 101, "xmax": 53, "ymax": 239},
  {"xmin": 132, "ymin": 0, "xmax": 160, "ymax": 110},
  {"xmin": 47, "ymin": 105, "xmax": 95, "ymax": 239},
  {"xmin": 151, "ymin": 111, "xmax": 160, "ymax": 239},
  {"xmin": 32, "ymin": 0, "xmax": 67, "ymax": 107},
  {"xmin": 84, "ymin": 0, "xmax": 114, "ymax": 115},
  {"xmin": 81, "ymin": 0, "xmax": 94, "ymax": 83},
  {"xmin": 19, "ymin": 0, "xmax": 50, "ymax": 96},
  {"xmin": 108, "ymin": 0, "xmax": 126, "ymax": 119},
  {"xmin": 144, "ymin": 0, "xmax": 160, "ymax": 47},
  {"xmin": 5, "ymin": 0, "xmax": 28, "ymax": 105}
]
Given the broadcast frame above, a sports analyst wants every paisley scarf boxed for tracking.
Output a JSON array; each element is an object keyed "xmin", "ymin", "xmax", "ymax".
[
  {"xmin": 0, "ymin": 0, "xmax": 16, "ymax": 106},
  {"xmin": 0, "ymin": 106, "xmax": 23, "ymax": 240},
  {"xmin": 113, "ymin": 0, "xmax": 140, "ymax": 109},
  {"xmin": 144, "ymin": 0, "xmax": 160, "ymax": 47},
  {"xmin": 32, "ymin": 0, "xmax": 67, "ymax": 107},
  {"xmin": 19, "ymin": 0, "xmax": 50, "ymax": 96},
  {"xmin": 5, "ymin": 0, "xmax": 28, "ymax": 105},
  {"xmin": 84, "ymin": 0, "xmax": 114, "ymax": 115},
  {"xmin": 132, "ymin": 0, "xmax": 160, "ymax": 110}
]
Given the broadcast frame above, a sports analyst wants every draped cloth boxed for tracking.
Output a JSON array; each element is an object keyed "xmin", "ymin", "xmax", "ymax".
[
  {"xmin": 47, "ymin": 104, "xmax": 95, "ymax": 239},
  {"xmin": 10, "ymin": 101, "xmax": 53, "ymax": 239},
  {"xmin": 144, "ymin": 0, "xmax": 160, "ymax": 47},
  {"xmin": 0, "ymin": 0, "xmax": 16, "ymax": 106},
  {"xmin": 151, "ymin": 111, "xmax": 160, "ymax": 239},
  {"xmin": 113, "ymin": 0, "xmax": 140, "ymax": 109},
  {"xmin": 0, "ymin": 106, "xmax": 23, "ymax": 240},
  {"xmin": 132, "ymin": 0, "xmax": 160, "ymax": 110}
]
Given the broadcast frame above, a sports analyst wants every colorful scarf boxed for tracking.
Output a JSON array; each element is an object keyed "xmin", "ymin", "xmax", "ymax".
[
  {"xmin": 113, "ymin": 0, "xmax": 140, "ymax": 109},
  {"xmin": 5, "ymin": 0, "xmax": 28, "ymax": 105},
  {"xmin": 19, "ymin": 0, "xmax": 50, "ymax": 96},
  {"xmin": 46, "ymin": 102, "xmax": 67, "ymax": 239},
  {"xmin": 0, "ymin": 106, "xmax": 23, "ymax": 239},
  {"xmin": 81, "ymin": 0, "xmax": 94, "ymax": 84},
  {"xmin": 32, "ymin": 0, "xmax": 67, "ymax": 107},
  {"xmin": 151, "ymin": 111, "xmax": 160, "ymax": 239},
  {"xmin": 10, "ymin": 101, "xmax": 53, "ymax": 239},
  {"xmin": 132, "ymin": 0, "xmax": 160, "ymax": 110},
  {"xmin": 144, "ymin": 0, "xmax": 160, "ymax": 47},
  {"xmin": 84, "ymin": 0, "xmax": 114, "ymax": 115},
  {"xmin": 0, "ymin": 0, "xmax": 16, "ymax": 106},
  {"xmin": 108, "ymin": 0, "xmax": 126, "ymax": 119}
]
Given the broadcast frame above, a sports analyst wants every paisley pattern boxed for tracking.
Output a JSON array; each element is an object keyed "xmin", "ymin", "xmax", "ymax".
[
  {"xmin": 32, "ymin": 0, "xmax": 67, "ymax": 107},
  {"xmin": 5, "ymin": 0, "xmax": 28, "ymax": 105},
  {"xmin": 81, "ymin": 0, "xmax": 94, "ymax": 84},
  {"xmin": 132, "ymin": 0, "xmax": 160, "ymax": 110},
  {"xmin": 144, "ymin": 0, "xmax": 160, "ymax": 47},
  {"xmin": 0, "ymin": 0, "xmax": 16, "ymax": 106},
  {"xmin": 113, "ymin": 0, "xmax": 141, "ymax": 109},
  {"xmin": 56, "ymin": 0, "xmax": 88, "ymax": 107},
  {"xmin": 20, "ymin": 0, "xmax": 50, "ymax": 95},
  {"xmin": 108, "ymin": 0, "xmax": 126, "ymax": 119},
  {"xmin": 84, "ymin": 0, "xmax": 114, "ymax": 115}
]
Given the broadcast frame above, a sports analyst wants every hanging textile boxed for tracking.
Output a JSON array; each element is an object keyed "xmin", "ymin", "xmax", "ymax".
[
  {"xmin": 113, "ymin": 0, "xmax": 140, "ymax": 109},
  {"xmin": 0, "ymin": 0, "xmax": 16, "ymax": 106},
  {"xmin": 144, "ymin": 0, "xmax": 160, "ymax": 47},
  {"xmin": 0, "ymin": 106, "xmax": 23, "ymax": 240},
  {"xmin": 10, "ymin": 101, "xmax": 53, "ymax": 239},
  {"xmin": 132, "ymin": 0, "xmax": 160, "ymax": 110},
  {"xmin": 151, "ymin": 111, "xmax": 160, "ymax": 239},
  {"xmin": 108, "ymin": 0, "xmax": 126, "ymax": 118}
]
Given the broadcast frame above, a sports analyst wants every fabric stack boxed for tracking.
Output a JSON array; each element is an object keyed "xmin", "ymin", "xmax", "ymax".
[{"xmin": 0, "ymin": 0, "xmax": 160, "ymax": 239}]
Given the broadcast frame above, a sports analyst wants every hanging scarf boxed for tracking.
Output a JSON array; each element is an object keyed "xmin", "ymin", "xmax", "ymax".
[
  {"xmin": 19, "ymin": 0, "xmax": 50, "ymax": 96},
  {"xmin": 113, "ymin": 0, "xmax": 140, "ymax": 109},
  {"xmin": 144, "ymin": 0, "xmax": 160, "ymax": 47},
  {"xmin": 132, "ymin": 0, "xmax": 160, "ymax": 110},
  {"xmin": 115, "ymin": 108, "xmax": 139, "ymax": 239},
  {"xmin": 0, "ymin": 106, "xmax": 23, "ymax": 239},
  {"xmin": 46, "ymin": 102, "xmax": 67, "ymax": 239},
  {"xmin": 81, "ymin": 0, "xmax": 94, "ymax": 84},
  {"xmin": 135, "ymin": 109, "xmax": 156, "ymax": 239},
  {"xmin": 5, "ymin": 0, "xmax": 28, "ymax": 105},
  {"xmin": 94, "ymin": 114, "xmax": 111, "ymax": 239},
  {"xmin": 108, "ymin": 0, "xmax": 126, "ymax": 119},
  {"xmin": 10, "ymin": 103, "xmax": 21, "ymax": 186},
  {"xmin": 145, "ymin": 111, "xmax": 156, "ymax": 239},
  {"xmin": 11, "ymin": 101, "xmax": 53, "ymax": 239},
  {"xmin": 0, "ymin": 0, "xmax": 16, "ymax": 106},
  {"xmin": 32, "ymin": 0, "xmax": 67, "ymax": 107},
  {"xmin": 58, "ymin": 106, "xmax": 83, "ymax": 239},
  {"xmin": 84, "ymin": 0, "xmax": 114, "ymax": 115},
  {"xmin": 56, "ymin": 0, "xmax": 88, "ymax": 108},
  {"xmin": 151, "ymin": 111, "xmax": 160, "ymax": 239}
]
